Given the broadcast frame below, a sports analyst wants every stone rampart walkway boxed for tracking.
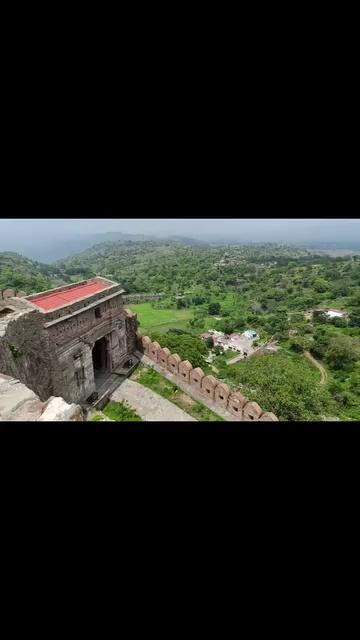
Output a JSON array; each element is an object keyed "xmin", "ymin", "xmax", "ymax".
[
  {"xmin": 136, "ymin": 353, "xmax": 239, "ymax": 421},
  {"xmin": 110, "ymin": 379, "xmax": 196, "ymax": 422}
]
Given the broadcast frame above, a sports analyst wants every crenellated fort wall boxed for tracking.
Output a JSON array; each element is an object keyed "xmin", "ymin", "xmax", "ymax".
[{"xmin": 138, "ymin": 333, "xmax": 279, "ymax": 421}]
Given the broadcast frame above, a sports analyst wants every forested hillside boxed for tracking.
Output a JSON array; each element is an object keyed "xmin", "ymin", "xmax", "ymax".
[
  {"xmin": 0, "ymin": 252, "xmax": 67, "ymax": 293},
  {"xmin": 1, "ymin": 239, "xmax": 360, "ymax": 421},
  {"xmin": 56, "ymin": 240, "xmax": 312, "ymax": 294}
]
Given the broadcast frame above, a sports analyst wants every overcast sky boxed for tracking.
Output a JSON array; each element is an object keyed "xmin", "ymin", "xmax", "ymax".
[{"xmin": 0, "ymin": 218, "xmax": 359, "ymax": 243}]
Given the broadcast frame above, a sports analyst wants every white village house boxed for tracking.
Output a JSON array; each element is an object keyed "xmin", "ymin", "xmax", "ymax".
[{"xmin": 201, "ymin": 329, "xmax": 258, "ymax": 358}]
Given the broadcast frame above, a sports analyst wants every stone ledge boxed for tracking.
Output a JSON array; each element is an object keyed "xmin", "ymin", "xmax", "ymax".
[{"xmin": 0, "ymin": 372, "xmax": 84, "ymax": 422}]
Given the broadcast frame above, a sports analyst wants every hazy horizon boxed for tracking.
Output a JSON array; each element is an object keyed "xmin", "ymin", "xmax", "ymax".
[
  {"xmin": 0, "ymin": 218, "xmax": 359, "ymax": 262},
  {"xmin": 1, "ymin": 217, "xmax": 359, "ymax": 239}
]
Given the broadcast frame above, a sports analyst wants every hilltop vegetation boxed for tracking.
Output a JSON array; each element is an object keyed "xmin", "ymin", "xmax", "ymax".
[
  {"xmin": 56, "ymin": 240, "xmax": 313, "ymax": 295},
  {"xmin": 0, "ymin": 252, "xmax": 67, "ymax": 293},
  {"xmin": 1, "ymin": 239, "xmax": 360, "ymax": 421}
]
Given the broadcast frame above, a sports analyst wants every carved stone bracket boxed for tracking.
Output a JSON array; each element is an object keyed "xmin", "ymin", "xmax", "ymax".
[{"xmin": 79, "ymin": 337, "xmax": 94, "ymax": 348}]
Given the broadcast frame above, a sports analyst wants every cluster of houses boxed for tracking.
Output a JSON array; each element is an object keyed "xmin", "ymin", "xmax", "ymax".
[{"xmin": 200, "ymin": 329, "xmax": 258, "ymax": 358}]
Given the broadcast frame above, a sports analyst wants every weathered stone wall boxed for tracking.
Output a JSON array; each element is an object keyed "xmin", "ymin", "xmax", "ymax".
[
  {"xmin": 52, "ymin": 340, "xmax": 95, "ymax": 404},
  {"xmin": 137, "ymin": 335, "xmax": 279, "ymax": 421},
  {"xmin": 0, "ymin": 289, "xmax": 139, "ymax": 404},
  {"xmin": 0, "ymin": 305, "xmax": 55, "ymax": 401},
  {"xmin": 49, "ymin": 305, "xmax": 137, "ymax": 404},
  {"xmin": 124, "ymin": 310, "xmax": 138, "ymax": 354},
  {"xmin": 47, "ymin": 296, "xmax": 125, "ymax": 348}
]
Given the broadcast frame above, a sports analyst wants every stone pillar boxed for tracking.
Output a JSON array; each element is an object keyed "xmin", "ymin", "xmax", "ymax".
[
  {"xmin": 125, "ymin": 310, "xmax": 138, "ymax": 353},
  {"xmin": 105, "ymin": 335, "xmax": 112, "ymax": 371}
]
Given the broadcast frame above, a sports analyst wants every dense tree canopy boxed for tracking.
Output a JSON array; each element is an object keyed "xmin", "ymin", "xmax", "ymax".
[
  {"xmin": 149, "ymin": 331, "xmax": 208, "ymax": 370},
  {"xmin": 0, "ymin": 253, "xmax": 66, "ymax": 293},
  {"xmin": 325, "ymin": 335, "xmax": 360, "ymax": 370},
  {"xmin": 219, "ymin": 352, "xmax": 333, "ymax": 421}
]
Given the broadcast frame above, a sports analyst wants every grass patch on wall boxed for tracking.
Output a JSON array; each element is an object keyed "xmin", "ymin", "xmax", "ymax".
[
  {"xmin": 9, "ymin": 344, "xmax": 23, "ymax": 361},
  {"xmin": 132, "ymin": 365, "xmax": 223, "ymax": 422},
  {"xmin": 102, "ymin": 400, "xmax": 142, "ymax": 422}
]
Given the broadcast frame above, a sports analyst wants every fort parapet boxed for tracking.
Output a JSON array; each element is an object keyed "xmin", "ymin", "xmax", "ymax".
[{"xmin": 138, "ymin": 333, "xmax": 279, "ymax": 421}]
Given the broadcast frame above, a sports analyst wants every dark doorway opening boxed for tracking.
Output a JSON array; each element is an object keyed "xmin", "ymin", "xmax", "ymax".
[
  {"xmin": 92, "ymin": 336, "xmax": 112, "ymax": 392},
  {"xmin": 92, "ymin": 337, "xmax": 108, "ymax": 371}
]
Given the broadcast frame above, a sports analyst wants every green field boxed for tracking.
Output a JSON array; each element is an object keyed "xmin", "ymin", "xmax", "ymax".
[{"xmin": 128, "ymin": 303, "xmax": 194, "ymax": 334}]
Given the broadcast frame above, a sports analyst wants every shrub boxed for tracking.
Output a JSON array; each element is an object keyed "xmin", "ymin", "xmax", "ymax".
[
  {"xmin": 150, "ymin": 331, "xmax": 207, "ymax": 369},
  {"xmin": 103, "ymin": 401, "xmax": 142, "ymax": 422},
  {"xmin": 289, "ymin": 337, "xmax": 311, "ymax": 353},
  {"xmin": 349, "ymin": 309, "xmax": 360, "ymax": 327},
  {"xmin": 313, "ymin": 310, "xmax": 328, "ymax": 324},
  {"xmin": 325, "ymin": 335, "xmax": 360, "ymax": 371},
  {"xmin": 208, "ymin": 302, "xmax": 221, "ymax": 316},
  {"xmin": 330, "ymin": 316, "xmax": 347, "ymax": 328},
  {"xmin": 9, "ymin": 344, "xmax": 22, "ymax": 361}
]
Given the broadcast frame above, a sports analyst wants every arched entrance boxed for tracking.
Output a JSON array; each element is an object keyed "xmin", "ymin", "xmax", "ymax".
[{"xmin": 92, "ymin": 337, "xmax": 108, "ymax": 371}]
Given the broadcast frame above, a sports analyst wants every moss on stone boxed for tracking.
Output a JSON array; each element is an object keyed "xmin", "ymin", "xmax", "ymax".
[{"xmin": 9, "ymin": 344, "xmax": 22, "ymax": 361}]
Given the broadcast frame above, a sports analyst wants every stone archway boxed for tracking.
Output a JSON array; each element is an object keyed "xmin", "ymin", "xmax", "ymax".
[{"xmin": 92, "ymin": 336, "xmax": 112, "ymax": 386}]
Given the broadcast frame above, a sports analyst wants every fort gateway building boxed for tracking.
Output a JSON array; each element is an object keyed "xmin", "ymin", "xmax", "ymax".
[{"xmin": 0, "ymin": 278, "xmax": 138, "ymax": 404}]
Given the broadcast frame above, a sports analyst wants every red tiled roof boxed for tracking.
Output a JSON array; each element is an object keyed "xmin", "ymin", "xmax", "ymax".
[{"xmin": 29, "ymin": 281, "xmax": 110, "ymax": 311}]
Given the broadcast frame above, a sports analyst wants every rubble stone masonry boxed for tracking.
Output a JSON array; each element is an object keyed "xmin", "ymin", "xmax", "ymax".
[{"xmin": 0, "ymin": 278, "xmax": 139, "ymax": 405}]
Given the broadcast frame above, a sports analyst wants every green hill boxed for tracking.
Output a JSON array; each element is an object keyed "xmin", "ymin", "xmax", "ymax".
[{"xmin": 0, "ymin": 252, "xmax": 67, "ymax": 294}]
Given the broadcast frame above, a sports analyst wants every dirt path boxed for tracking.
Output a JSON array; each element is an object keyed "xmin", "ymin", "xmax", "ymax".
[
  {"xmin": 110, "ymin": 379, "xmax": 196, "ymax": 422},
  {"xmin": 304, "ymin": 351, "xmax": 327, "ymax": 385}
]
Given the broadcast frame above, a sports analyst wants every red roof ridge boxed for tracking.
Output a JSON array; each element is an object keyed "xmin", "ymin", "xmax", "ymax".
[{"xmin": 28, "ymin": 280, "xmax": 112, "ymax": 311}]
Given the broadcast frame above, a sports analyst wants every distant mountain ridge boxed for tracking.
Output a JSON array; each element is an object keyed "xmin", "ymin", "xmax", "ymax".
[
  {"xmin": 0, "ymin": 232, "xmax": 160, "ymax": 263},
  {"xmin": 0, "ymin": 231, "xmax": 211, "ymax": 263},
  {"xmin": 167, "ymin": 235, "xmax": 208, "ymax": 246},
  {"xmin": 1, "ymin": 223, "xmax": 359, "ymax": 263}
]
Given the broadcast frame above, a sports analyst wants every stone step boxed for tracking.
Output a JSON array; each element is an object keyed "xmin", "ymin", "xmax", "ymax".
[
  {"xmin": 112, "ymin": 357, "xmax": 139, "ymax": 377},
  {"xmin": 88, "ymin": 374, "xmax": 126, "ymax": 411}
]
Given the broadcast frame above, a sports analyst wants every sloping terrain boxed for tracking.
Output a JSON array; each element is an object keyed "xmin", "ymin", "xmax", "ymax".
[{"xmin": 0, "ymin": 252, "xmax": 67, "ymax": 294}]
